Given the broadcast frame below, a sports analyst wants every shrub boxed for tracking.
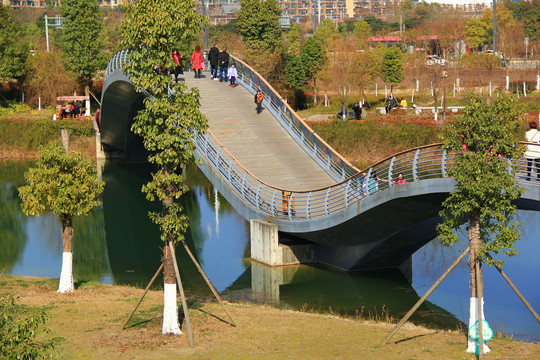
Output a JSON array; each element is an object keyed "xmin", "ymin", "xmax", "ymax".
[{"xmin": 0, "ymin": 293, "xmax": 59, "ymax": 359}]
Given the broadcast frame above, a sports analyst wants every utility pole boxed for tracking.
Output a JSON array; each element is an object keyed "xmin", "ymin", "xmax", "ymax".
[
  {"xmin": 313, "ymin": 0, "xmax": 317, "ymax": 33},
  {"xmin": 202, "ymin": 0, "xmax": 208, "ymax": 50},
  {"xmin": 492, "ymin": 0, "xmax": 496, "ymax": 51},
  {"xmin": 45, "ymin": 15, "xmax": 64, "ymax": 52}
]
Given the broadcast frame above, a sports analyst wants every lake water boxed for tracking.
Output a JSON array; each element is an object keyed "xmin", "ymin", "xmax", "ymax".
[{"xmin": 1, "ymin": 161, "xmax": 538, "ymax": 342}]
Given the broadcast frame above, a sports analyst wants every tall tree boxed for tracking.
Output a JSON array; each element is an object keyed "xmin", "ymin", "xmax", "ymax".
[
  {"xmin": 314, "ymin": 18, "xmax": 339, "ymax": 47},
  {"xmin": 18, "ymin": 143, "xmax": 105, "ymax": 293},
  {"xmin": 0, "ymin": 5, "xmax": 28, "ymax": 82},
  {"xmin": 353, "ymin": 19, "xmax": 372, "ymax": 50},
  {"xmin": 286, "ymin": 23, "xmax": 302, "ymax": 54},
  {"xmin": 380, "ymin": 46, "xmax": 403, "ymax": 93},
  {"xmin": 237, "ymin": 0, "xmax": 282, "ymax": 78},
  {"xmin": 237, "ymin": 0, "xmax": 281, "ymax": 51},
  {"xmin": 60, "ymin": 0, "xmax": 104, "ymax": 90},
  {"xmin": 299, "ymin": 37, "xmax": 326, "ymax": 88},
  {"xmin": 121, "ymin": 0, "xmax": 207, "ymax": 335},
  {"xmin": 282, "ymin": 53, "xmax": 305, "ymax": 110},
  {"xmin": 437, "ymin": 95, "xmax": 523, "ymax": 355},
  {"xmin": 464, "ymin": 17, "xmax": 487, "ymax": 51}
]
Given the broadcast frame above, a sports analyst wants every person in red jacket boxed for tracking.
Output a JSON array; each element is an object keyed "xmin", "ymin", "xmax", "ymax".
[{"xmin": 190, "ymin": 45, "xmax": 204, "ymax": 79}]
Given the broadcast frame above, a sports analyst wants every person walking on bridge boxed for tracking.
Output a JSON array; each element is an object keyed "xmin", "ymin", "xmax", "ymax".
[
  {"xmin": 525, "ymin": 121, "xmax": 540, "ymax": 181},
  {"xmin": 208, "ymin": 43, "xmax": 219, "ymax": 80},
  {"xmin": 218, "ymin": 47, "xmax": 230, "ymax": 82},
  {"xmin": 190, "ymin": 45, "xmax": 204, "ymax": 79},
  {"xmin": 227, "ymin": 63, "xmax": 237, "ymax": 88},
  {"xmin": 255, "ymin": 90, "xmax": 264, "ymax": 115},
  {"xmin": 171, "ymin": 49, "xmax": 183, "ymax": 83}
]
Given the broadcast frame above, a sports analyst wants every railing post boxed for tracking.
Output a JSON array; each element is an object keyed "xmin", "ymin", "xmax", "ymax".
[
  {"xmin": 288, "ymin": 192, "xmax": 294, "ymax": 220},
  {"xmin": 340, "ymin": 161, "xmax": 346, "ymax": 181},
  {"xmin": 306, "ymin": 192, "xmax": 312, "ymax": 220},
  {"xmin": 216, "ymin": 146, "xmax": 223, "ymax": 167},
  {"xmin": 344, "ymin": 179, "xmax": 351, "ymax": 207},
  {"xmin": 256, "ymin": 184, "xmax": 262, "ymax": 210},
  {"xmin": 272, "ymin": 189, "xmax": 277, "ymax": 217},
  {"xmin": 324, "ymin": 188, "xmax": 331, "ymax": 215},
  {"xmin": 413, "ymin": 149, "xmax": 421, "ymax": 181},
  {"xmin": 228, "ymin": 158, "xmax": 234, "ymax": 181},
  {"xmin": 441, "ymin": 149, "xmax": 448, "ymax": 177},
  {"xmin": 326, "ymin": 148, "xmax": 332, "ymax": 167},
  {"xmin": 241, "ymin": 174, "xmax": 247, "ymax": 199},
  {"xmin": 389, "ymin": 156, "xmax": 395, "ymax": 186},
  {"xmin": 204, "ymin": 133, "xmax": 210, "ymax": 154}
]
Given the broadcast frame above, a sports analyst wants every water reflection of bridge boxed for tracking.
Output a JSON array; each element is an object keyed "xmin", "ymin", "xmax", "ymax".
[{"xmin": 100, "ymin": 50, "xmax": 540, "ymax": 271}]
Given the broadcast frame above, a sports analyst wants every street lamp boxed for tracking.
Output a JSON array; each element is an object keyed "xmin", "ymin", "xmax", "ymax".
[{"xmin": 442, "ymin": 69, "xmax": 448, "ymax": 121}]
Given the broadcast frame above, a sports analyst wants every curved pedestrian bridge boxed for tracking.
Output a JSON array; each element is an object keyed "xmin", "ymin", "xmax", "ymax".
[{"xmin": 100, "ymin": 50, "xmax": 540, "ymax": 271}]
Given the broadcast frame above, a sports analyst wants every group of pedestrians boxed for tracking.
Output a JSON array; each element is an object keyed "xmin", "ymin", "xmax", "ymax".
[
  {"xmin": 207, "ymin": 43, "xmax": 237, "ymax": 87},
  {"xmin": 337, "ymin": 102, "xmax": 366, "ymax": 120},
  {"xmin": 385, "ymin": 95, "xmax": 407, "ymax": 114}
]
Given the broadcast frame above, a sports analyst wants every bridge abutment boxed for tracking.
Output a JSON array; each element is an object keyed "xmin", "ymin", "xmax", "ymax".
[{"xmin": 250, "ymin": 219, "xmax": 313, "ymax": 267}]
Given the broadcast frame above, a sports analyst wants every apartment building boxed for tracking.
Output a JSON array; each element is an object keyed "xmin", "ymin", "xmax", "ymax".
[
  {"xmin": 278, "ymin": 0, "xmax": 403, "ymax": 21},
  {"xmin": 2, "ymin": 0, "xmax": 124, "ymax": 8}
]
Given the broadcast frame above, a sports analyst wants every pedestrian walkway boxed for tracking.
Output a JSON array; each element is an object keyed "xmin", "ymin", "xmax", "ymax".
[{"xmin": 184, "ymin": 73, "xmax": 335, "ymax": 191}]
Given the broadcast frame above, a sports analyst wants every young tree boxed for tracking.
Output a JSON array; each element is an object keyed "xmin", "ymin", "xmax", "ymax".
[
  {"xmin": 380, "ymin": 46, "xmax": 404, "ymax": 93},
  {"xmin": 352, "ymin": 49, "xmax": 381, "ymax": 98},
  {"xmin": 18, "ymin": 143, "xmax": 105, "ymax": 293},
  {"xmin": 121, "ymin": 0, "xmax": 207, "ymax": 335},
  {"xmin": 60, "ymin": 0, "xmax": 104, "ymax": 91},
  {"xmin": 282, "ymin": 53, "xmax": 305, "ymax": 109},
  {"xmin": 0, "ymin": 5, "xmax": 28, "ymax": 82},
  {"xmin": 437, "ymin": 94, "xmax": 523, "ymax": 355}
]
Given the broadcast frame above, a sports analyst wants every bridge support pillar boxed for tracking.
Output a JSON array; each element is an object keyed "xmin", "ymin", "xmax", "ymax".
[{"xmin": 250, "ymin": 219, "xmax": 313, "ymax": 266}]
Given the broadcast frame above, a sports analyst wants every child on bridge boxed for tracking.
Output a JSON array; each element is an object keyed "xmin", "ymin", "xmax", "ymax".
[{"xmin": 228, "ymin": 64, "xmax": 237, "ymax": 88}]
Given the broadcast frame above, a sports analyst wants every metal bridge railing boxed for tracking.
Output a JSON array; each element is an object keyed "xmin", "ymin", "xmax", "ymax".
[
  {"xmin": 229, "ymin": 55, "xmax": 360, "ymax": 182},
  {"xmin": 104, "ymin": 50, "xmax": 540, "ymax": 222},
  {"xmin": 195, "ymin": 127, "xmax": 451, "ymax": 221},
  {"xmin": 196, "ymin": 133, "xmax": 540, "ymax": 221}
]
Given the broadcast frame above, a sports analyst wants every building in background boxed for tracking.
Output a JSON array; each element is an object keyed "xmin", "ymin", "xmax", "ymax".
[{"xmin": 2, "ymin": 0, "xmax": 124, "ymax": 8}]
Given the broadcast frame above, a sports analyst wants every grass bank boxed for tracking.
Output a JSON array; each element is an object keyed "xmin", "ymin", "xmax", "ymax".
[
  {"xmin": 2, "ymin": 275, "xmax": 538, "ymax": 360},
  {"xmin": 0, "ymin": 114, "xmax": 95, "ymax": 160},
  {"xmin": 307, "ymin": 119, "xmax": 441, "ymax": 169}
]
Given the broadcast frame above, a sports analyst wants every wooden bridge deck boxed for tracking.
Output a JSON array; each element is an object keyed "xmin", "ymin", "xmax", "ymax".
[{"xmin": 184, "ymin": 73, "xmax": 335, "ymax": 191}]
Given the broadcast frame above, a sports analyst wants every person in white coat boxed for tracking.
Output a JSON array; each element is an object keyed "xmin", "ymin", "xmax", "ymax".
[
  {"xmin": 525, "ymin": 121, "xmax": 540, "ymax": 181},
  {"xmin": 227, "ymin": 63, "xmax": 238, "ymax": 88}
]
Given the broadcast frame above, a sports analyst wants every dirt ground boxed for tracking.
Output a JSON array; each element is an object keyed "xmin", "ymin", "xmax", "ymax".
[{"xmin": 1, "ymin": 275, "xmax": 538, "ymax": 360}]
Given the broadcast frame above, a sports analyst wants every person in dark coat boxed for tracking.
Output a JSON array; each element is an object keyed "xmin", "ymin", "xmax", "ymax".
[
  {"xmin": 208, "ymin": 43, "xmax": 219, "ymax": 80},
  {"xmin": 254, "ymin": 89, "xmax": 264, "ymax": 114},
  {"xmin": 218, "ymin": 47, "xmax": 230, "ymax": 82},
  {"xmin": 352, "ymin": 103, "xmax": 362, "ymax": 120}
]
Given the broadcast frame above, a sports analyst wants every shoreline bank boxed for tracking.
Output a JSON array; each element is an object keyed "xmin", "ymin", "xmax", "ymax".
[{"xmin": 1, "ymin": 274, "xmax": 538, "ymax": 359}]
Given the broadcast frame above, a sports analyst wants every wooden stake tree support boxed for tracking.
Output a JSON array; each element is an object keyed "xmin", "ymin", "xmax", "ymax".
[{"xmin": 122, "ymin": 241, "xmax": 236, "ymax": 348}]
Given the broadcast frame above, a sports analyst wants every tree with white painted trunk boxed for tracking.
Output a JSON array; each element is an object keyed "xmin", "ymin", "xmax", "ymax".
[
  {"xmin": 18, "ymin": 143, "xmax": 105, "ymax": 293},
  {"xmin": 437, "ymin": 94, "xmax": 524, "ymax": 356},
  {"xmin": 121, "ymin": 0, "xmax": 207, "ymax": 335}
]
